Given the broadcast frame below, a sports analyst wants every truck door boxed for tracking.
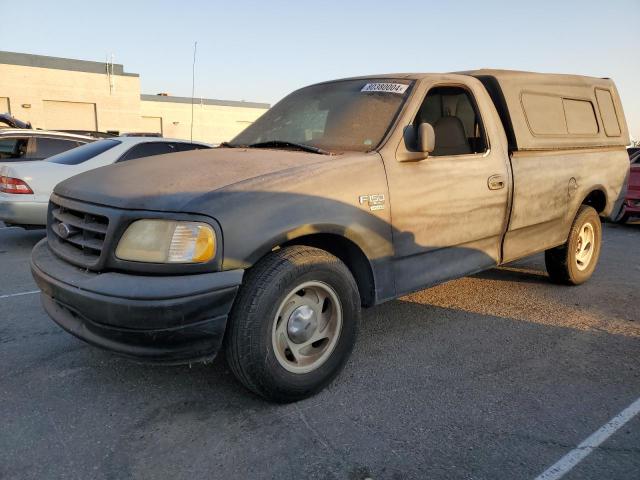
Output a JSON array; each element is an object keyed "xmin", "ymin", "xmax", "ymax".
[{"xmin": 384, "ymin": 80, "xmax": 511, "ymax": 295}]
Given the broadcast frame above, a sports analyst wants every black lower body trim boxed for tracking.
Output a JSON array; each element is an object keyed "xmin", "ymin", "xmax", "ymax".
[{"xmin": 31, "ymin": 239, "xmax": 242, "ymax": 364}]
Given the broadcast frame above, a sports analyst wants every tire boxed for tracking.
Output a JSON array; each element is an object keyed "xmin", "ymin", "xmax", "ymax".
[
  {"xmin": 225, "ymin": 245, "xmax": 360, "ymax": 402},
  {"xmin": 545, "ymin": 205, "xmax": 602, "ymax": 285}
]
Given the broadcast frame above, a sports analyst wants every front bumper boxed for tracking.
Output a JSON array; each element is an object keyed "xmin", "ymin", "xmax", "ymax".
[
  {"xmin": 0, "ymin": 199, "xmax": 47, "ymax": 226},
  {"xmin": 31, "ymin": 239, "xmax": 243, "ymax": 363}
]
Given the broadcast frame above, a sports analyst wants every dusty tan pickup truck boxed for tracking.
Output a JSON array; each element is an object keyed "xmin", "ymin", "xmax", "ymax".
[{"xmin": 31, "ymin": 70, "xmax": 630, "ymax": 402}]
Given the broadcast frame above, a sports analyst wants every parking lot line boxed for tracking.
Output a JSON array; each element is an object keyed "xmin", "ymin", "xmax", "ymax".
[
  {"xmin": 0, "ymin": 290, "xmax": 40, "ymax": 300},
  {"xmin": 534, "ymin": 396, "xmax": 640, "ymax": 480}
]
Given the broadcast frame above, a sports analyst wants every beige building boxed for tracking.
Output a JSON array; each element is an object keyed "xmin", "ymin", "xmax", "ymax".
[{"xmin": 0, "ymin": 51, "xmax": 269, "ymax": 144}]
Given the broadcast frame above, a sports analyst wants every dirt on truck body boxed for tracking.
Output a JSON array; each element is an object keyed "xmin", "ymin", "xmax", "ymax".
[{"xmin": 31, "ymin": 69, "xmax": 630, "ymax": 402}]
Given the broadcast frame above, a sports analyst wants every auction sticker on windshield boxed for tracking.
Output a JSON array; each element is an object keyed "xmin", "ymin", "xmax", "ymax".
[{"xmin": 361, "ymin": 83, "xmax": 409, "ymax": 94}]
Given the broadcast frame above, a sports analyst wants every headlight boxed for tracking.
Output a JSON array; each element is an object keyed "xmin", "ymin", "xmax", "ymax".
[{"xmin": 115, "ymin": 220, "xmax": 216, "ymax": 263}]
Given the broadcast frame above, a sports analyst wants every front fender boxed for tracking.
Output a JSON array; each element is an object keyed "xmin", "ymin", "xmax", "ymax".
[{"xmin": 216, "ymin": 193, "xmax": 395, "ymax": 270}]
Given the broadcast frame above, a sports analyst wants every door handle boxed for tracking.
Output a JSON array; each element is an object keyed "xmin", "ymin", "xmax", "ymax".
[{"xmin": 488, "ymin": 174, "xmax": 505, "ymax": 190}]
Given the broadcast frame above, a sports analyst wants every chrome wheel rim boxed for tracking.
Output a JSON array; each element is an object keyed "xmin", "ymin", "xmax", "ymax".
[
  {"xmin": 272, "ymin": 281, "xmax": 343, "ymax": 374},
  {"xmin": 575, "ymin": 222, "xmax": 595, "ymax": 271}
]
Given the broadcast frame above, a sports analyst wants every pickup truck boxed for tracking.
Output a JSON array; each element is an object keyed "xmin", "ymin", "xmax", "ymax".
[{"xmin": 31, "ymin": 70, "xmax": 630, "ymax": 402}]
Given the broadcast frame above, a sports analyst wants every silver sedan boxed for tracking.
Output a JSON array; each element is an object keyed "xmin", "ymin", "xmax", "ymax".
[{"xmin": 0, "ymin": 136, "xmax": 210, "ymax": 227}]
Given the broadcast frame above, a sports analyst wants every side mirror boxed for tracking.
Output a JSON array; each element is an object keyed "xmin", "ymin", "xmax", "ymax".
[
  {"xmin": 397, "ymin": 122, "xmax": 436, "ymax": 162},
  {"xmin": 417, "ymin": 122, "xmax": 435, "ymax": 154}
]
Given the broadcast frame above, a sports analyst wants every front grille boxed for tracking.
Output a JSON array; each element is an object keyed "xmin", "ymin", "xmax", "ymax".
[{"xmin": 48, "ymin": 198, "xmax": 109, "ymax": 268}]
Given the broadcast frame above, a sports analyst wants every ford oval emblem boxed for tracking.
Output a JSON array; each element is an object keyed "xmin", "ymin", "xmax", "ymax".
[{"xmin": 56, "ymin": 223, "xmax": 74, "ymax": 239}]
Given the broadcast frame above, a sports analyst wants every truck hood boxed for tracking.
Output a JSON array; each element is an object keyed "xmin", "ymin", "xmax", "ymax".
[{"xmin": 54, "ymin": 147, "xmax": 342, "ymax": 212}]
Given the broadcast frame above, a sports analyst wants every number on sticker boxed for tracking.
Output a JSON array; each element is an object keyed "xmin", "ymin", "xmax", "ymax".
[{"xmin": 361, "ymin": 83, "xmax": 408, "ymax": 94}]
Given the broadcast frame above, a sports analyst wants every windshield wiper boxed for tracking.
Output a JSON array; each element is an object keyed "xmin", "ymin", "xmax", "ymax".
[
  {"xmin": 219, "ymin": 141, "xmax": 246, "ymax": 148},
  {"xmin": 247, "ymin": 140, "xmax": 330, "ymax": 155}
]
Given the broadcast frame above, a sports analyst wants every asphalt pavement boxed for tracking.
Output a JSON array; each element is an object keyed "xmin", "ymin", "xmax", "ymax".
[{"xmin": 1, "ymin": 222, "xmax": 638, "ymax": 480}]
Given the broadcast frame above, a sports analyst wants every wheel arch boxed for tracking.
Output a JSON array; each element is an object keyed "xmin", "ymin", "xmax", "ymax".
[
  {"xmin": 555, "ymin": 187, "xmax": 608, "ymax": 254},
  {"xmin": 240, "ymin": 227, "xmax": 379, "ymax": 308},
  {"xmin": 279, "ymin": 233, "xmax": 377, "ymax": 308},
  {"xmin": 580, "ymin": 187, "xmax": 607, "ymax": 214}
]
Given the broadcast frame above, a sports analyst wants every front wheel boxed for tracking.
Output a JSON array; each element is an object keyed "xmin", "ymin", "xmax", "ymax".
[
  {"xmin": 545, "ymin": 205, "xmax": 602, "ymax": 285},
  {"xmin": 225, "ymin": 245, "xmax": 360, "ymax": 402}
]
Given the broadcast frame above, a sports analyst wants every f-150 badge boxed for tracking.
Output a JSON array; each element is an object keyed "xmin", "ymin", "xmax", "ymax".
[{"xmin": 359, "ymin": 193, "xmax": 385, "ymax": 211}]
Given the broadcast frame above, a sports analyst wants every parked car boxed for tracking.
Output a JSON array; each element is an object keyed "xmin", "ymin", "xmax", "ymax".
[
  {"xmin": 0, "ymin": 137, "xmax": 210, "ymax": 227},
  {"xmin": 0, "ymin": 129, "xmax": 94, "ymax": 162},
  {"xmin": 616, "ymin": 149, "xmax": 640, "ymax": 222},
  {"xmin": 31, "ymin": 70, "xmax": 630, "ymax": 402}
]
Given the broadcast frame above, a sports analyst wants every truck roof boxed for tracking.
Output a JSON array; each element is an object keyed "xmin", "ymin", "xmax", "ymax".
[{"xmin": 332, "ymin": 69, "xmax": 615, "ymax": 83}]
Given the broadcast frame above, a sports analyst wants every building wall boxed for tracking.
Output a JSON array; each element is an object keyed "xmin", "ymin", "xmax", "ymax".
[
  {"xmin": 42, "ymin": 100, "xmax": 98, "ymax": 130},
  {"xmin": 0, "ymin": 51, "xmax": 269, "ymax": 143},
  {"xmin": 140, "ymin": 98, "xmax": 266, "ymax": 144},
  {"xmin": 0, "ymin": 62, "xmax": 142, "ymax": 132}
]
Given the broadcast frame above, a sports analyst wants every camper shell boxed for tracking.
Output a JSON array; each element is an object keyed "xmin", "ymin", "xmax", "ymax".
[{"xmin": 466, "ymin": 69, "xmax": 629, "ymax": 150}]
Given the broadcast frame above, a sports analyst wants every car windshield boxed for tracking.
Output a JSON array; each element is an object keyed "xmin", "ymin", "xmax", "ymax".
[
  {"xmin": 229, "ymin": 79, "xmax": 413, "ymax": 153},
  {"xmin": 47, "ymin": 139, "xmax": 121, "ymax": 165}
]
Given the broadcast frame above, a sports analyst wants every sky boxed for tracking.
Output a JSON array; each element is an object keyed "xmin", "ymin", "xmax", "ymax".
[{"xmin": 1, "ymin": 0, "xmax": 639, "ymax": 140}]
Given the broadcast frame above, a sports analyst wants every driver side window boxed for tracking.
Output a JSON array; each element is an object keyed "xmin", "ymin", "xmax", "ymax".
[{"xmin": 414, "ymin": 86, "xmax": 487, "ymax": 156}]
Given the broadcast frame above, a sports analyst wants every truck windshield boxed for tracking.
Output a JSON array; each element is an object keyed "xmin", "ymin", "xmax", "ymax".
[{"xmin": 229, "ymin": 79, "xmax": 413, "ymax": 153}]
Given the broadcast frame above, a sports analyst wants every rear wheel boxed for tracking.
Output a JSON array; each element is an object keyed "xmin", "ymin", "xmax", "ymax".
[
  {"xmin": 225, "ymin": 245, "xmax": 360, "ymax": 402},
  {"xmin": 545, "ymin": 205, "xmax": 602, "ymax": 285}
]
